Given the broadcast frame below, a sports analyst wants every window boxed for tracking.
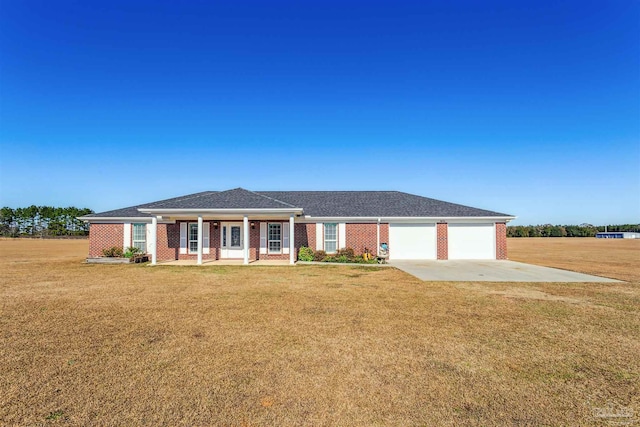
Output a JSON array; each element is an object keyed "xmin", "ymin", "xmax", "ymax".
[
  {"xmin": 268, "ymin": 223, "xmax": 281, "ymax": 253},
  {"xmin": 189, "ymin": 223, "xmax": 198, "ymax": 253},
  {"xmin": 230, "ymin": 226, "xmax": 241, "ymax": 247},
  {"xmin": 324, "ymin": 223, "xmax": 337, "ymax": 253},
  {"xmin": 133, "ymin": 223, "xmax": 146, "ymax": 252}
]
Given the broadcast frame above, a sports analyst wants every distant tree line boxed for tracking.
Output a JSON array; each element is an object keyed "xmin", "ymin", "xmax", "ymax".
[
  {"xmin": 0, "ymin": 206, "xmax": 94, "ymax": 237},
  {"xmin": 507, "ymin": 224, "xmax": 640, "ymax": 237}
]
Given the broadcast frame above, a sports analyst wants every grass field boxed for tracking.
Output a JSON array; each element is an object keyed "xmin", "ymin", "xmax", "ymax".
[
  {"xmin": 509, "ymin": 237, "xmax": 640, "ymax": 282},
  {"xmin": 1, "ymin": 238, "xmax": 638, "ymax": 426}
]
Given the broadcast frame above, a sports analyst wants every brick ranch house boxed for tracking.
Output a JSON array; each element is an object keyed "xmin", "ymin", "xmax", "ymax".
[{"xmin": 79, "ymin": 188, "xmax": 515, "ymax": 265}]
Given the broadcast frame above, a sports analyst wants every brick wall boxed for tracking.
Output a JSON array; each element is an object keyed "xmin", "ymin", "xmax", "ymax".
[
  {"xmin": 380, "ymin": 223, "xmax": 389, "ymax": 249},
  {"xmin": 156, "ymin": 223, "xmax": 180, "ymax": 261},
  {"xmin": 437, "ymin": 222, "xmax": 448, "ymax": 260},
  {"xmin": 295, "ymin": 223, "xmax": 315, "ymax": 250},
  {"xmin": 88, "ymin": 220, "xmax": 400, "ymax": 261},
  {"xmin": 345, "ymin": 223, "xmax": 379, "ymax": 255},
  {"xmin": 211, "ymin": 223, "xmax": 221, "ymax": 260},
  {"xmin": 295, "ymin": 223, "xmax": 315, "ymax": 253},
  {"xmin": 495, "ymin": 222, "xmax": 507, "ymax": 260},
  {"xmin": 88, "ymin": 223, "xmax": 124, "ymax": 257}
]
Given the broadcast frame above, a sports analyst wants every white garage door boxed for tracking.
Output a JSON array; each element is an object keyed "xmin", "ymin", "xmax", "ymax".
[
  {"xmin": 448, "ymin": 223, "xmax": 495, "ymax": 260},
  {"xmin": 389, "ymin": 223, "xmax": 436, "ymax": 260}
]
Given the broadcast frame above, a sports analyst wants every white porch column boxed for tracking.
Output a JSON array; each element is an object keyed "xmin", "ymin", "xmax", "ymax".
[
  {"xmin": 151, "ymin": 216, "xmax": 158, "ymax": 265},
  {"xmin": 289, "ymin": 214, "xmax": 295, "ymax": 264},
  {"xmin": 243, "ymin": 215, "xmax": 249, "ymax": 265},
  {"xmin": 197, "ymin": 215, "xmax": 203, "ymax": 265}
]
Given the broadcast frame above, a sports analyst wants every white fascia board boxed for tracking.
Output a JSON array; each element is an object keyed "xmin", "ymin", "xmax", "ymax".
[
  {"xmin": 138, "ymin": 208, "xmax": 304, "ymax": 216},
  {"xmin": 427, "ymin": 216, "xmax": 517, "ymax": 224},
  {"xmin": 299, "ymin": 216, "xmax": 516, "ymax": 223},
  {"xmin": 77, "ymin": 216, "xmax": 175, "ymax": 224}
]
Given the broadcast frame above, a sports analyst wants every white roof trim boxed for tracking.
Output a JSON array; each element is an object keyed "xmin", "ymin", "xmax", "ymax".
[
  {"xmin": 299, "ymin": 216, "xmax": 516, "ymax": 223},
  {"xmin": 138, "ymin": 208, "xmax": 304, "ymax": 215},
  {"xmin": 78, "ymin": 216, "xmax": 175, "ymax": 224}
]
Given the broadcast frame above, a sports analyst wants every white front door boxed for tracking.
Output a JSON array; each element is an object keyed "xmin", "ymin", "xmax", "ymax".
[{"xmin": 221, "ymin": 222, "xmax": 244, "ymax": 258}]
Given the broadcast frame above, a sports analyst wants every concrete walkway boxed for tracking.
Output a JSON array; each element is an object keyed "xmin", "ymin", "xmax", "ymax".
[
  {"xmin": 390, "ymin": 260, "xmax": 621, "ymax": 282},
  {"xmin": 159, "ymin": 259, "xmax": 291, "ymax": 266}
]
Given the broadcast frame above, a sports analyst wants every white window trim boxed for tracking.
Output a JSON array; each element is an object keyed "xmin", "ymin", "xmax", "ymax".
[
  {"xmin": 324, "ymin": 223, "xmax": 337, "ymax": 254},
  {"xmin": 268, "ymin": 223, "xmax": 282, "ymax": 254},
  {"xmin": 188, "ymin": 222, "xmax": 198, "ymax": 254},
  {"xmin": 222, "ymin": 225, "xmax": 227, "ymax": 248},
  {"xmin": 132, "ymin": 223, "xmax": 146, "ymax": 252}
]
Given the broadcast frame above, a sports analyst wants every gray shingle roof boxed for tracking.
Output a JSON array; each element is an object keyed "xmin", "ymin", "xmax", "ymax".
[
  {"xmin": 144, "ymin": 188, "xmax": 296, "ymax": 209},
  {"xmin": 84, "ymin": 205, "xmax": 151, "ymax": 218},
  {"xmin": 85, "ymin": 188, "xmax": 512, "ymax": 218},
  {"xmin": 258, "ymin": 191, "xmax": 510, "ymax": 217},
  {"xmin": 82, "ymin": 191, "xmax": 216, "ymax": 218}
]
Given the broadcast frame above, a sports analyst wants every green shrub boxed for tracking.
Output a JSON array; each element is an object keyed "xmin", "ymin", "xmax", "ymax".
[
  {"xmin": 102, "ymin": 246, "xmax": 123, "ymax": 257},
  {"xmin": 335, "ymin": 255, "xmax": 349, "ymax": 263},
  {"xmin": 355, "ymin": 255, "xmax": 378, "ymax": 264},
  {"xmin": 298, "ymin": 246, "xmax": 314, "ymax": 262},
  {"xmin": 336, "ymin": 247, "xmax": 356, "ymax": 261},
  {"xmin": 313, "ymin": 250, "xmax": 326, "ymax": 262},
  {"xmin": 124, "ymin": 246, "xmax": 143, "ymax": 258}
]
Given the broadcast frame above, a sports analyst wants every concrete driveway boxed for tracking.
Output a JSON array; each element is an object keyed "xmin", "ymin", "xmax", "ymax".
[{"xmin": 390, "ymin": 260, "xmax": 620, "ymax": 282}]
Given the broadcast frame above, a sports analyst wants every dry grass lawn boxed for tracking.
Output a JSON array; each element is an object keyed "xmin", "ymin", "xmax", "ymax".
[
  {"xmin": 509, "ymin": 237, "xmax": 640, "ymax": 282},
  {"xmin": 1, "ymin": 238, "xmax": 638, "ymax": 426}
]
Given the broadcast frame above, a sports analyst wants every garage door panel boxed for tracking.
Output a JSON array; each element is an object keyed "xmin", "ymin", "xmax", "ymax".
[
  {"xmin": 389, "ymin": 223, "xmax": 436, "ymax": 260},
  {"xmin": 448, "ymin": 223, "xmax": 495, "ymax": 260}
]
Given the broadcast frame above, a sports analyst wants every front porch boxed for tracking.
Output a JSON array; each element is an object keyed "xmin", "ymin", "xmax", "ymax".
[
  {"xmin": 142, "ymin": 209, "xmax": 302, "ymax": 266},
  {"xmin": 158, "ymin": 259, "xmax": 293, "ymax": 266}
]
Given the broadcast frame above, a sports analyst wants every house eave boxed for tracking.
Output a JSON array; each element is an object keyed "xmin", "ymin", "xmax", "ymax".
[
  {"xmin": 137, "ymin": 208, "xmax": 304, "ymax": 215},
  {"xmin": 299, "ymin": 215, "xmax": 516, "ymax": 223},
  {"xmin": 77, "ymin": 216, "xmax": 175, "ymax": 224}
]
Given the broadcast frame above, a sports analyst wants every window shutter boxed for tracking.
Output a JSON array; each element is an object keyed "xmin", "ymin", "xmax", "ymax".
[
  {"xmin": 338, "ymin": 223, "xmax": 346, "ymax": 250},
  {"xmin": 315, "ymin": 223, "xmax": 323, "ymax": 250},
  {"xmin": 260, "ymin": 222, "xmax": 267, "ymax": 254},
  {"xmin": 283, "ymin": 222, "xmax": 290, "ymax": 255},
  {"xmin": 179, "ymin": 223, "xmax": 187, "ymax": 254},
  {"xmin": 203, "ymin": 222, "xmax": 210, "ymax": 255},
  {"xmin": 123, "ymin": 223, "xmax": 131, "ymax": 249}
]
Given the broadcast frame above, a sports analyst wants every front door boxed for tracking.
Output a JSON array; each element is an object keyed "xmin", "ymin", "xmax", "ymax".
[{"xmin": 221, "ymin": 222, "xmax": 244, "ymax": 258}]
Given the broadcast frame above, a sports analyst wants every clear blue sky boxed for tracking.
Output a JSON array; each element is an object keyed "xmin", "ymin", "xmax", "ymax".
[{"xmin": 1, "ymin": 0, "xmax": 638, "ymax": 225}]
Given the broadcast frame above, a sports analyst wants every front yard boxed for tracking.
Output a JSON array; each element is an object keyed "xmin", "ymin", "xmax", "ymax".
[{"xmin": 1, "ymin": 239, "xmax": 638, "ymax": 425}]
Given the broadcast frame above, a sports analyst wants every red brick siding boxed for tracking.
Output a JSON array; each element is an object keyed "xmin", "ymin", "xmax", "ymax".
[
  {"xmin": 437, "ymin": 222, "xmax": 448, "ymax": 260},
  {"xmin": 380, "ymin": 223, "xmax": 389, "ymax": 248},
  {"xmin": 156, "ymin": 223, "xmax": 179, "ymax": 261},
  {"xmin": 294, "ymin": 223, "xmax": 315, "ymax": 258},
  {"xmin": 211, "ymin": 223, "xmax": 221, "ymax": 260},
  {"xmin": 250, "ymin": 224, "xmax": 260, "ymax": 260},
  {"xmin": 495, "ymin": 222, "xmax": 507, "ymax": 260},
  {"xmin": 88, "ymin": 223, "xmax": 124, "ymax": 257},
  {"xmin": 294, "ymin": 222, "xmax": 389, "ymax": 256},
  {"xmin": 88, "ymin": 220, "xmax": 400, "ymax": 261},
  {"xmin": 345, "ymin": 223, "xmax": 379, "ymax": 255}
]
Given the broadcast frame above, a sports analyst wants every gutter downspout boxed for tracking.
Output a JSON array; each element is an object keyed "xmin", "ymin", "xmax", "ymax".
[{"xmin": 377, "ymin": 218, "xmax": 381, "ymax": 255}]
